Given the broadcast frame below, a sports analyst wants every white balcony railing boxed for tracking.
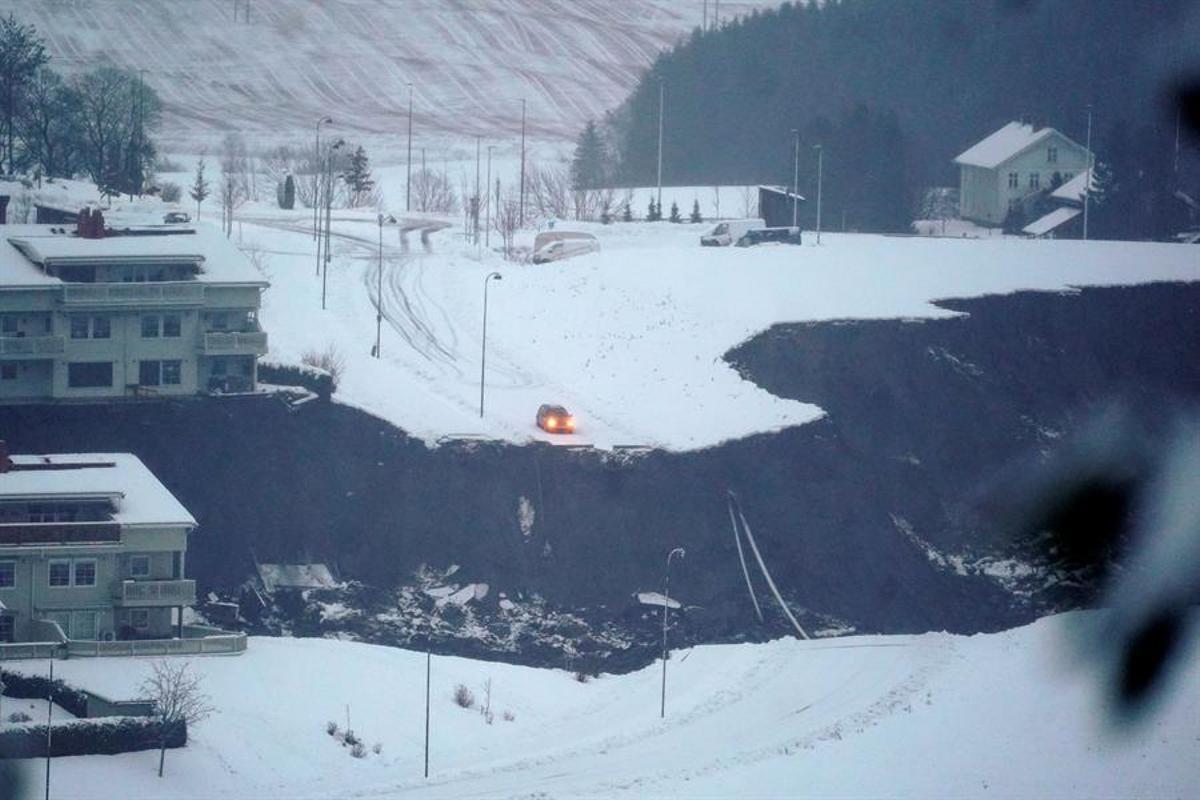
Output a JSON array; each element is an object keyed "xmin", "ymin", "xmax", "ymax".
[
  {"xmin": 62, "ymin": 282, "xmax": 204, "ymax": 306},
  {"xmin": 0, "ymin": 335, "xmax": 65, "ymax": 357},
  {"xmin": 112, "ymin": 579, "xmax": 197, "ymax": 607},
  {"xmin": 201, "ymin": 330, "xmax": 268, "ymax": 355}
]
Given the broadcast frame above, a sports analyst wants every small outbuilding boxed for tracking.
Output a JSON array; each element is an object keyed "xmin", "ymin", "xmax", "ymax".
[{"xmin": 757, "ymin": 185, "xmax": 806, "ymax": 228}]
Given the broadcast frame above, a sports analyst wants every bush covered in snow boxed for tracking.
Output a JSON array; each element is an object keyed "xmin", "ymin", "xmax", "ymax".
[
  {"xmin": 259, "ymin": 359, "xmax": 334, "ymax": 399},
  {"xmin": 0, "ymin": 716, "xmax": 185, "ymax": 758},
  {"xmin": 453, "ymin": 684, "xmax": 475, "ymax": 709},
  {"xmin": 0, "ymin": 670, "xmax": 90, "ymax": 718}
]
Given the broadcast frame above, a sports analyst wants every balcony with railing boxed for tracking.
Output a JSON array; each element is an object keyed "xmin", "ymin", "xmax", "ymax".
[
  {"xmin": 201, "ymin": 329, "xmax": 268, "ymax": 356},
  {"xmin": 61, "ymin": 282, "xmax": 205, "ymax": 307},
  {"xmin": 0, "ymin": 521, "xmax": 121, "ymax": 546},
  {"xmin": 112, "ymin": 578, "xmax": 197, "ymax": 607},
  {"xmin": 0, "ymin": 335, "xmax": 65, "ymax": 359}
]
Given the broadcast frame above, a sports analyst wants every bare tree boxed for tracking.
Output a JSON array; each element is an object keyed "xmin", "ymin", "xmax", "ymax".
[
  {"xmin": 493, "ymin": 190, "xmax": 522, "ymax": 259},
  {"xmin": 219, "ymin": 132, "xmax": 249, "ymax": 236},
  {"xmin": 411, "ymin": 167, "xmax": 457, "ymax": 214},
  {"xmin": 140, "ymin": 660, "xmax": 213, "ymax": 778},
  {"xmin": 528, "ymin": 160, "xmax": 571, "ymax": 219}
]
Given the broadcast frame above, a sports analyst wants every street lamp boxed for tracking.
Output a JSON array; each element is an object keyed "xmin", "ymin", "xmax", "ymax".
[
  {"xmin": 321, "ymin": 138, "xmax": 345, "ymax": 310},
  {"xmin": 813, "ymin": 144, "xmax": 824, "ymax": 245},
  {"xmin": 656, "ymin": 78, "xmax": 665, "ymax": 211},
  {"xmin": 486, "ymin": 145, "xmax": 495, "ymax": 248},
  {"xmin": 314, "ymin": 116, "xmax": 332, "ymax": 240},
  {"xmin": 479, "ymin": 271, "xmax": 502, "ymax": 417},
  {"xmin": 1083, "ymin": 105, "xmax": 1093, "ymax": 242},
  {"xmin": 406, "ymin": 83, "xmax": 414, "ymax": 213},
  {"xmin": 791, "ymin": 128, "xmax": 800, "ymax": 228},
  {"xmin": 660, "ymin": 546, "xmax": 686, "ymax": 718},
  {"xmin": 375, "ymin": 213, "xmax": 396, "ymax": 358}
]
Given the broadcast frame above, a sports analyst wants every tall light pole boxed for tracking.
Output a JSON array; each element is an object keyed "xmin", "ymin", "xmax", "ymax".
[
  {"xmin": 479, "ymin": 271, "xmax": 502, "ymax": 417},
  {"xmin": 406, "ymin": 83, "xmax": 414, "ymax": 213},
  {"xmin": 486, "ymin": 145, "xmax": 495, "ymax": 248},
  {"xmin": 424, "ymin": 611, "xmax": 434, "ymax": 779},
  {"xmin": 1083, "ymin": 105, "xmax": 1093, "ymax": 242},
  {"xmin": 322, "ymin": 139, "xmax": 344, "ymax": 310},
  {"xmin": 813, "ymin": 144, "xmax": 824, "ymax": 245},
  {"xmin": 314, "ymin": 116, "xmax": 331, "ymax": 240},
  {"xmin": 656, "ymin": 78, "xmax": 665, "ymax": 211},
  {"xmin": 791, "ymin": 128, "xmax": 800, "ymax": 228},
  {"xmin": 661, "ymin": 546, "xmax": 686, "ymax": 718},
  {"xmin": 474, "ymin": 135, "xmax": 482, "ymax": 247},
  {"xmin": 519, "ymin": 99, "xmax": 527, "ymax": 228},
  {"xmin": 375, "ymin": 214, "xmax": 395, "ymax": 358}
]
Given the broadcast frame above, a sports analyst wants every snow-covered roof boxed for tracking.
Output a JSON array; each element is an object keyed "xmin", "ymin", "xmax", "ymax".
[
  {"xmin": 1, "ymin": 224, "xmax": 267, "ymax": 287},
  {"xmin": 1023, "ymin": 207, "xmax": 1082, "ymax": 237},
  {"xmin": 955, "ymin": 122, "xmax": 1055, "ymax": 169},
  {"xmin": 258, "ymin": 563, "xmax": 337, "ymax": 592},
  {"xmin": 0, "ymin": 453, "xmax": 196, "ymax": 528},
  {"xmin": 759, "ymin": 185, "xmax": 806, "ymax": 202},
  {"xmin": 1050, "ymin": 168, "xmax": 1094, "ymax": 204}
]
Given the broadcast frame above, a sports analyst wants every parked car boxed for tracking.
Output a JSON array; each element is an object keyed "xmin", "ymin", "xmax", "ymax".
[
  {"xmin": 163, "ymin": 211, "xmax": 191, "ymax": 224},
  {"xmin": 735, "ymin": 226, "xmax": 803, "ymax": 247},
  {"xmin": 700, "ymin": 218, "xmax": 766, "ymax": 246},
  {"xmin": 536, "ymin": 403, "xmax": 576, "ymax": 433},
  {"xmin": 532, "ymin": 231, "xmax": 601, "ymax": 264}
]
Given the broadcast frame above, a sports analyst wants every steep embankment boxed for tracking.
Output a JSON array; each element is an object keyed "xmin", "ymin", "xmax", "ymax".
[{"xmin": 4, "ymin": 282, "xmax": 1198, "ymax": 668}]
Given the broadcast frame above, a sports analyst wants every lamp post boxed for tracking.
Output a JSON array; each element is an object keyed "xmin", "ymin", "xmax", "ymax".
[
  {"xmin": 314, "ymin": 116, "xmax": 331, "ymax": 240},
  {"xmin": 406, "ymin": 83, "xmax": 414, "ymax": 213},
  {"xmin": 791, "ymin": 128, "xmax": 800, "ymax": 228},
  {"xmin": 486, "ymin": 145, "xmax": 495, "ymax": 248},
  {"xmin": 479, "ymin": 271, "xmax": 502, "ymax": 418},
  {"xmin": 813, "ymin": 144, "xmax": 823, "ymax": 245},
  {"xmin": 519, "ymin": 99, "xmax": 527, "ymax": 228},
  {"xmin": 375, "ymin": 213, "xmax": 395, "ymax": 358},
  {"xmin": 1083, "ymin": 105, "xmax": 1093, "ymax": 242},
  {"xmin": 321, "ymin": 139, "xmax": 344, "ymax": 310},
  {"xmin": 474, "ymin": 135, "xmax": 482, "ymax": 247},
  {"xmin": 660, "ymin": 546, "xmax": 686, "ymax": 718},
  {"xmin": 656, "ymin": 78, "xmax": 665, "ymax": 211}
]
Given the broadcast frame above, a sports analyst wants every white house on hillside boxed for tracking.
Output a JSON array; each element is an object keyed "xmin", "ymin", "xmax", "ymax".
[{"xmin": 955, "ymin": 122, "xmax": 1091, "ymax": 226}]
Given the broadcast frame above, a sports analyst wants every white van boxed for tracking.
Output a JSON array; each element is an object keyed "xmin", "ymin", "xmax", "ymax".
[
  {"xmin": 532, "ymin": 231, "xmax": 601, "ymax": 264},
  {"xmin": 700, "ymin": 218, "xmax": 766, "ymax": 246}
]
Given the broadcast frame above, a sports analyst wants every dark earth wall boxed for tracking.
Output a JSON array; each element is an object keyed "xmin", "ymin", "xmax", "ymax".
[{"xmin": 2, "ymin": 282, "xmax": 1198, "ymax": 645}]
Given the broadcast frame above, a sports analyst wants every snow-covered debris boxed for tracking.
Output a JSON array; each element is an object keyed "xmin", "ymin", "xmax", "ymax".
[
  {"xmin": 636, "ymin": 592, "xmax": 682, "ymax": 609},
  {"xmin": 257, "ymin": 563, "xmax": 337, "ymax": 592}
]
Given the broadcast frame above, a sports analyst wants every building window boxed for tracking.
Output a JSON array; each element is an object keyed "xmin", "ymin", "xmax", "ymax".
[
  {"xmin": 73, "ymin": 560, "xmax": 97, "ymax": 587},
  {"xmin": 0, "ymin": 560, "xmax": 14, "ymax": 588},
  {"xmin": 162, "ymin": 314, "xmax": 182, "ymax": 338},
  {"xmin": 92, "ymin": 316, "xmax": 111, "ymax": 339},
  {"xmin": 1, "ymin": 316, "xmax": 16, "ymax": 335},
  {"xmin": 0, "ymin": 614, "xmax": 12, "ymax": 643},
  {"xmin": 1029, "ymin": 172, "xmax": 1040, "ymax": 190},
  {"xmin": 1048, "ymin": 146, "xmax": 1058, "ymax": 163},
  {"xmin": 70, "ymin": 316, "xmax": 90, "ymax": 339},
  {"xmin": 130, "ymin": 609, "xmax": 150, "ymax": 629},
  {"xmin": 1008, "ymin": 172, "xmax": 1018, "ymax": 189},
  {"xmin": 67, "ymin": 361, "xmax": 113, "ymax": 388},
  {"xmin": 139, "ymin": 360, "xmax": 161, "ymax": 386},
  {"xmin": 49, "ymin": 560, "xmax": 72, "ymax": 587},
  {"xmin": 130, "ymin": 555, "xmax": 151, "ymax": 578},
  {"xmin": 162, "ymin": 360, "xmax": 182, "ymax": 385},
  {"xmin": 1, "ymin": 363, "xmax": 15, "ymax": 381},
  {"xmin": 141, "ymin": 315, "xmax": 160, "ymax": 338}
]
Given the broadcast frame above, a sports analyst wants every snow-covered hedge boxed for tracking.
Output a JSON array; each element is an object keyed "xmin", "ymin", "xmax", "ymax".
[
  {"xmin": 259, "ymin": 360, "xmax": 334, "ymax": 400},
  {"xmin": 0, "ymin": 670, "xmax": 89, "ymax": 718},
  {"xmin": 0, "ymin": 717, "xmax": 184, "ymax": 758}
]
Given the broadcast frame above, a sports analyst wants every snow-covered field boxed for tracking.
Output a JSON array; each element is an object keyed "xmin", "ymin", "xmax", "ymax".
[
  {"xmin": 6, "ymin": 0, "xmax": 772, "ymax": 155},
  {"xmin": 4, "ymin": 611, "xmax": 1197, "ymax": 798},
  {"xmin": 239, "ymin": 206, "xmax": 1200, "ymax": 451}
]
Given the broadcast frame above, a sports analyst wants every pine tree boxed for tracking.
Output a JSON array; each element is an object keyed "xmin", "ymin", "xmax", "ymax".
[
  {"xmin": 690, "ymin": 199, "xmax": 702, "ymax": 223},
  {"xmin": 278, "ymin": 174, "xmax": 295, "ymax": 209},
  {"xmin": 190, "ymin": 158, "xmax": 210, "ymax": 220},
  {"xmin": 622, "ymin": 203, "xmax": 633, "ymax": 222},
  {"xmin": 669, "ymin": 200, "xmax": 682, "ymax": 223},
  {"xmin": 570, "ymin": 119, "xmax": 607, "ymax": 191},
  {"xmin": 343, "ymin": 145, "xmax": 375, "ymax": 207},
  {"xmin": 0, "ymin": 13, "xmax": 49, "ymax": 174}
]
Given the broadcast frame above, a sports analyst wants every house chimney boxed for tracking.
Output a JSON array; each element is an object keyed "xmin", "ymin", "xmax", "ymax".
[
  {"xmin": 93, "ymin": 209, "xmax": 106, "ymax": 238},
  {"xmin": 76, "ymin": 207, "xmax": 89, "ymax": 237},
  {"xmin": 0, "ymin": 440, "xmax": 10, "ymax": 473}
]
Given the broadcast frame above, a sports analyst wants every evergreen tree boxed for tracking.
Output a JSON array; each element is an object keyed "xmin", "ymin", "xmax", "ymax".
[
  {"xmin": 690, "ymin": 198, "xmax": 702, "ymax": 223},
  {"xmin": 343, "ymin": 145, "xmax": 374, "ymax": 207},
  {"xmin": 647, "ymin": 197, "xmax": 661, "ymax": 221},
  {"xmin": 570, "ymin": 119, "xmax": 607, "ymax": 191},
  {"xmin": 280, "ymin": 174, "xmax": 296, "ymax": 210},
  {"xmin": 190, "ymin": 157, "xmax": 210, "ymax": 220},
  {"xmin": 622, "ymin": 203, "xmax": 633, "ymax": 222},
  {"xmin": 669, "ymin": 200, "xmax": 682, "ymax": 223},
  {"xmin": 0, "ymin": 13, "xmax": 48, "ymax": 173}
]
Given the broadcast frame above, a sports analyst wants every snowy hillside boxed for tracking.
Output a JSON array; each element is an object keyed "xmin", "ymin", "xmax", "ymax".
[
  {"xmin": 4, "ymin": 612, "xmax": 1197, "ymax": 798},
  {"xmin": 3, "ymin": 0, "xmax": 771, "ymax": 154},
  {"xmin": 237, "ymin": 205, "xmax": 1200, "ymax": 452}
]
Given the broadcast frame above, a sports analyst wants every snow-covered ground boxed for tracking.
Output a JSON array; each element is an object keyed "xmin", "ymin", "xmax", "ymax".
[
  {"xmin": 238, "ymin": 206, "xmax": 1200, "ymax": 451},
  {"xmin": 4, "ymin": 611, "xmax": 1197, "ymax": 798}
]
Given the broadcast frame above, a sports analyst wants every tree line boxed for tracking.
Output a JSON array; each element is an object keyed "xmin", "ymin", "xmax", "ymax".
[
  {"xmin": 0, "ymin": 13, "xmax": 162, "ymax": 199},
  {"xmin": 604, "ymin": 0, "xmax": 1199, "ymax": 238}
]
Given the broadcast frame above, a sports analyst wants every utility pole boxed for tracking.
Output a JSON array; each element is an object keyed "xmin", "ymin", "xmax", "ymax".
[
  {"xmin": 661, "ymin": 547, "xmax": 686, "ymax": 718},
  {"xmin": 322, "ymin": 140, "xmax": 343, "ymax": 309},
  {"xmin": 519, "ymin": 99, "xmax": 527, "ymax": 228},
  {"xmin": 44, "ymin": 659, "xmax": 53, "ymax": 800},
  {"xmin": 813, "ymin": 144, "xmax": 823, "ymax": 245},
  {"xmin": 406, "ymin": 83, "xmax": 414, "ymax": 213},
  {"xmin": 314, "ymin": 116, "xmax": 331, "ymax": 241},
  {"xmin": 703, "ymin": 0, "xmax": 708, "ymax": 31},
  {"xmin": 1083, "ymin": 105, "xmax": 1093, "ymax": 242},
  {"xmin": 474, "ymin": 135, "xmax": 482, "ymax": 247},
  {"xmin": 480, "ymin": 272, "xmax": 502, "ymax": 417},
  {"xmin": 791, "ymin": 128, "xmax": 800, "ymax": 228},
  {"xmin": 424, "ymin": 614, "xmax": 433, "ymax": 779},
  {"xmin": 486, "ymin": 145, "xmax": 494, "ymax": 248},
  {"xmin": 657, "ymin": 78, "xmax": 665, "ymax": 210},
  {"xmin": 375, "ymin": 214, "xmax": 393, "ymax": 358}
]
